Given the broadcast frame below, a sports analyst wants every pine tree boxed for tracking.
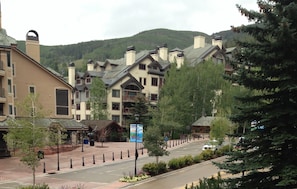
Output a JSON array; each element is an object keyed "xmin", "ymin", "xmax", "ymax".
[
  {"xmin": 217, "ymin": 1, "xmax": 297, "ymax": 188},
  {"xmin": 89, "ymin": 77, "xmax": 108, "ymax": 120}
]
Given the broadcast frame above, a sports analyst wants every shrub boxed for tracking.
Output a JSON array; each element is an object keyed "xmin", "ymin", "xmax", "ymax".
[
  {"xmin": 19, "ymin": 184, "xmax": 50, "ymax": 189},
  {"xmin": 183, "ymin": 155, "xmax": 194, "ymax": 166},
  {"xmin": 142, "ymin": 161, "xmax": 168, "ymax": 176},
  {"xmin": 168, "ymin": 158, "xmax": 180, "ymax": 170},
  {"xmin": 193, "ymin": 154, "xmax": 202, "ymax": 163},
  {"xmin": 216, "ymin": 145, "xmax": 232, "ymax": 156},
  {"xmin": 142, "ymin": 162, "xmax": 158, "ymax": 176},
  {"xmin": 198, "ymin": 150, "xmax": 214, "ymax": 161},
  {"xmin": 157, "ymin": 161, "xmax": 167, "ymax": 174}
]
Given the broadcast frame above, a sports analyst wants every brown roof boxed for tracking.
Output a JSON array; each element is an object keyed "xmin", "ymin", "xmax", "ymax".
[{"xmin": 80, "ymin": 120, "xmax": 122, "ymax": 131}]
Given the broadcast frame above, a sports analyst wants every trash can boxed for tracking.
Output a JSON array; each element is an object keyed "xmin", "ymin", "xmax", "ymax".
[
  {"xmin": 83, "ymin": 139, "xmax": 89, "ymax": 144},
  {"xmin": 37, "ymin": 150, "xmax": 44, "ymax": 159},
  {"xmin": 90, "ymin": 140, "xmax": 95, "ymax": 146}
]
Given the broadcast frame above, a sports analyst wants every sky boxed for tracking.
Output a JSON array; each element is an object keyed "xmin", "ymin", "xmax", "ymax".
[{"xmin": 1, "ymin": 0, "xmax": 258, "ymax": 46}]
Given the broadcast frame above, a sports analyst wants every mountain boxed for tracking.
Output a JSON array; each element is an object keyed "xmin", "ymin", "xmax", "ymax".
[{"xmin": 16, "ymin": 28, "xmax": 243, "ymax": 75}]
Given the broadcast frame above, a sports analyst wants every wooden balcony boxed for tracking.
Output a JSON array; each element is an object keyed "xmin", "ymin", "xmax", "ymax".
[{"xmin": 122, "ymin": 90, "xmax": 142, "ymax": 102}]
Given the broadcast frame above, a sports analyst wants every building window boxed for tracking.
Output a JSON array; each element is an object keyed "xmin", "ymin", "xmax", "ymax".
[
  {"xmin": 13, "ymin": 85, "xmax": 16, "ymax": 98},
  {"xmin": 12, "ymin": 64, "xmax": 15, "ymax": 76},
  {"xmin": 151, "ymin": 77, "xmax": 158, "ymax": 86},
  {"xmin": 112, "ymin": 115, "xmax": 120, "ymax": 123},
  {"xmin": 86, "ymin": 115, "xmax": 91, "ymax": 120},
  {"xmin": 76, "ymin": 104, "xmax": 80, "ymax": 110},
  {"xmin": 151, "ymin": 94, "xmax": 158, "ymax": 101},
  {"xmin": 86, "ymin": 102, "xmax": 90, "ymax": 110},
  {"xmin": 7, "ymin": 52, "xmax": 11, "ymax": 67},
  {"xmin": 139, "ymin": 64, "xmax": 146, "ymax": 70},
  {"xmin": 139, "ymin": 77, "xmax": 142, "ymax": 84},
  {"xmin": 86, "ymin": 77, "xmax": 91, "ymax": 83},
  {"xmin": 76, "ymin": 79, "xmax": 81, "ymax": 85},
  {"xmin": 75, "ymin": 91, "xmax": 79, "ymax": 99},
  {"xmin": 112, "ymin": 103, "xmax": 120, "ymax": 110},
  {"xmin": 9, "ymin": 104, "xmax": 13, "ymax": 115},
  {"xmin": 76, "ymin": 115, "xmax": 81, "ymax": 121},
  {"xmin": 29, "ymin": 86, "xmax": 35, "ymax": 94},
  {"xmin": 8, "ymin": 79, "xmax": 12, "ymax": 93},
  {"xmin": 56, "ymin": 89, "xmax": 69, "ymax": 115},
  {"xmin": 112, "ymin": 89, "xmax": 120, "ymax": 98},
  {"xmin": 143, "ymin": 78, "xmax": 146, "ymax": 85},
  {"xmin": 86, "ymin": 90, "xmax": 90, "ymax": 98}
]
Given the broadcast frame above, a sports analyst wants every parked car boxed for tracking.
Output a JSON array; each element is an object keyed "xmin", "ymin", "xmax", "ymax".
[{"xmin": 202, "ymin": 140, "xmax": 218, "ymax": 151}]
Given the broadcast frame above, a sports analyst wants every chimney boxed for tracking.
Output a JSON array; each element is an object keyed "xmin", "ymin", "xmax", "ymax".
[
  {"xmin": 126, "ymin": 46, "xmax": 136, "ymax": 66},
  {"xmin": 176, "ymin": 53, "xmax": 184, "ymax": 69},
  {"xmin": 26, "ymin": 30, "xmax": 40, "ymax": 63},
  {"xmin": 87, "ymin": 59, "xmax": 94, "ymax": 71},
  {"xmin": 159, "ymin": 43, "xmax": 168, "ymax": 61},
  {"xmin": 194, "ymin": 36, "xmax": 205, "ymax": 49},
  {"xmin": 68, "ymin": 62, "xmax": 76, "ymax": 87},
  {"xmin": 212, "ymin": 35, "xmax": 223, "ymax": 49}
]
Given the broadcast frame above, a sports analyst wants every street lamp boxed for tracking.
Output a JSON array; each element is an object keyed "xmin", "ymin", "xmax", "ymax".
[
  {"xmin": 134, "ymin": 114, "xmax": 139, "ymax": 177},
  {"xmin": 81, "ymin": 126, "xmax": 84, "ymax": 152}
]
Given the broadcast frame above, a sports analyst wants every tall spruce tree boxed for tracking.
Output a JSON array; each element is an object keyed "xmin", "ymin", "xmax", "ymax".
[{"xmin": 216, "ymin": 1, "xmax": 297, "ymax": 188}]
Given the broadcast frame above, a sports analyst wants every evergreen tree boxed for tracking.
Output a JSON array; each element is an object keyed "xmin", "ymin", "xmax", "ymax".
[
  {"xmin": 216, "ymin": 1, "xmax": 297, "ymax": 188},
  {"xmin": 89, "ymin": 77, "xmax": 108, "ymax": 120}
]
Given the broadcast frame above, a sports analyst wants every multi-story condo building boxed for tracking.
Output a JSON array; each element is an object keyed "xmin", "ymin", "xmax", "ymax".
[
  {"xmin": 0, "ymin": 4, "xmax": 84, "ymax": 156},
  {"xmin": 69, "ymin": 35, "xmax": 226, "ymax": 127}
]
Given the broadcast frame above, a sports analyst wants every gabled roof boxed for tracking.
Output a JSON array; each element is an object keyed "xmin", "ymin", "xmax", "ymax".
[
  {"xmin": 192, "ymin": 116, "xmax": 215, "ymax": 127},
  {"xmin": 0, "ymin": 117, "xmax": 85, "ymax": 131},
  {"xmin": 84, "ymin": 71, "xmax": 105, "ymax": 78},
  {"xmin": 120, "ymin": 74, "xmax": 144, "ymax": 89},
  {"xmin": 80, "ymin": 120, "xmax": 123, "ymax": 131},
  {"xmin": 12, "ymin": 46, "xmax": 73, "ymax": 90},
  {"xmin": 0, "ymin": 29, "xmax": 17, "ymax": 46},
  {"xmin": 183, "ymin": 44, "xmax": 220, "ymax": 66}
]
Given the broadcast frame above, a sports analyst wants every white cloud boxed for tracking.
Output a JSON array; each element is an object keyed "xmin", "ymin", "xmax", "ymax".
[{"xmin": 1, "ymin": 0, "xmax": 258, "ymax": 46}]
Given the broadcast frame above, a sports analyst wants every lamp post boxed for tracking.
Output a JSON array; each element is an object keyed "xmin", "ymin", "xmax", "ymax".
[
  {"xmin": 57, "ymin": 139, "xmax": 60, "ymax": 171},
  {"xmin": 81, "ymin": 126, "xmax": 84, "ymax": 152},
  {"xmin": 134, "ymin": 114, "xmax": 139, "ymax": 177}
]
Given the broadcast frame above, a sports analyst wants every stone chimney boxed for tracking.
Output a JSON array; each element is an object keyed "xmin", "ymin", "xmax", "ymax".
[
  {"xmin": 68, "ymin": 62, "xmax": 76, "ymax": 87},
  {"xmin": 194, "ymin": 36, "xmax": 205, "ymax": 49},
  {"xmin": 26, "ymin": 30, "xmax": 40, "ymax": 63},
  {"xmin": 176, "ymin": 52, "xmax": 184, "ymax": 69},
  {"xmin": 212, "ymin": 35, "xmax": 223, "ymax": 49},
  {"xmin": 159, "ymin": 43, "xmax": 168, "ymax": 61},
  {"xmin": 87, "ymin": 59, "xmax": 94, "ymax": 71},
  {"xmin": 126, "ymin": 46, "xmax": 136, "ymax": 66}
]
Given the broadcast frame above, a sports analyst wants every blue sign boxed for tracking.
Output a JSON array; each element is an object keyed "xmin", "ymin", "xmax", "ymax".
[{"xmin": 130, "ymin": 124, "xmax": 143, "ymax": 143}]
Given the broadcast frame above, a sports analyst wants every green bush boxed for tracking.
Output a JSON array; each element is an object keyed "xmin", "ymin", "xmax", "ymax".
[
  {"xmin": 193, "ymin": 154, "xmax": 202, "ymax": 163},
  {"xmin": 183, "ymin": 155, "xmax": 194, "ymax": 166},
  {"xmin": 142, "ymin": 162, "xmax": 158, "ymax": 176},
  {"xmin": 142, "ymin": 161, "xmax": 168, "ymax": 176},
  {"xmin": 198, "ymin": 150, "xmax": 214, "ymax": 161},
  {"xmin": 157, "ymin": 161, "xmax": 167, "ymax": 174},
  {"xmin": 18, "ymin": 184, "xmax": 50, "ymax": 189},
  {"xmin": 168, "ymin": 158, "xmax": 180, "ymax": 170},
  {"xmin": 216, "ymin": 145, "xmax": 232, "ymax": 156}
]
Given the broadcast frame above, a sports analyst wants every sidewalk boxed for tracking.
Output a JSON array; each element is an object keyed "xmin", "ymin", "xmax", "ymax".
[{"xmin": 0, "ymin": 138, "xmax": 201, "ymax": 189}]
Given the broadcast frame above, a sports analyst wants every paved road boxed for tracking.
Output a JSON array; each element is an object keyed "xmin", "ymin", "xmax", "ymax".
[
  {"xmin": 0, "ymin": 138, "xmax": 216, "ymax": 189},
  {"xmin": 124, "ymin": 157, "xmax": 225, "ymax": 189}
]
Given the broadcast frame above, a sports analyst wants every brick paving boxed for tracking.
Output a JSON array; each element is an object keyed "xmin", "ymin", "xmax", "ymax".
[{"xmin": 0, "ymin": 139, "xmax": 197, "ymax": 189}]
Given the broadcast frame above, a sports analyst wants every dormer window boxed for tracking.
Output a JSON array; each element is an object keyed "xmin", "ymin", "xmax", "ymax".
[
  {"xmin": 76, "ymin": 79, "xmax": 81, "ymax": 85},
  {"xmin": 139, "ymin": 64, "xmax": 146, "ymax": 70},
  {"xmin": 86, "ymin": 77, "xmax": 91, "ymax": 84}
]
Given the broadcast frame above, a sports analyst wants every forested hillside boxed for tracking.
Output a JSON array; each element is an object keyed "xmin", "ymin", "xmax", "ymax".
[{"xmin": 16, "ymin": 28, "xmax": 246, "ymax": 75}]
